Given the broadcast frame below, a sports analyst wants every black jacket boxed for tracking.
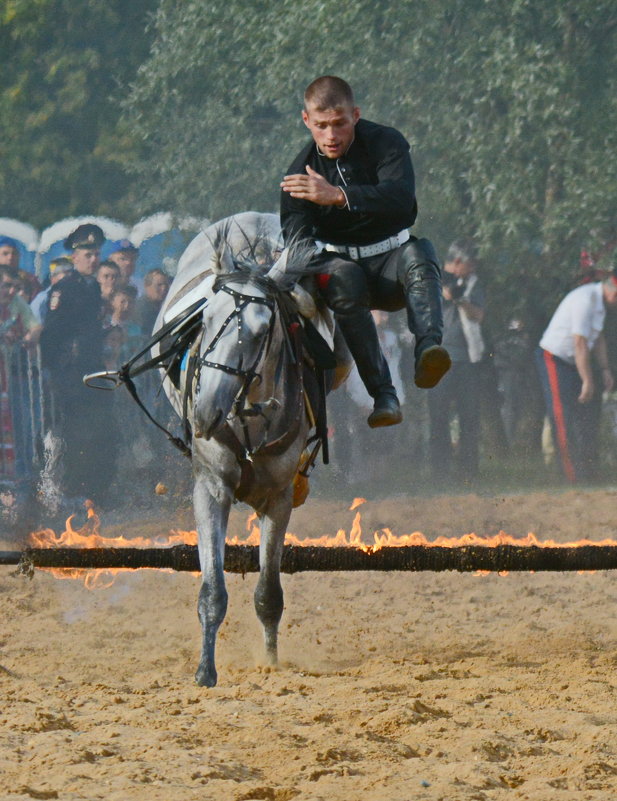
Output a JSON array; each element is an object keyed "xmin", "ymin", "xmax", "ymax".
[
  {"xmin": 280, "ymin": 118, "xmax": 417, "ymax": 248},
  {"xmin": 40, "ymin": 271, "xmax": 104, "ymax": 375}
]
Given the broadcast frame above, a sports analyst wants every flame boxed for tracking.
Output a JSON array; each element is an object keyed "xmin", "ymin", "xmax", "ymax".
[
  {"xmin": 26, "ymin": 496, "xmax": 617, "ymax": 588},
  {"xmin": 30, "ymin": 500, "xmax": 197, "ymax": 550},
  {"xmin": 29, "ymin": 501, "xmax": 197, "ymax": 587}
]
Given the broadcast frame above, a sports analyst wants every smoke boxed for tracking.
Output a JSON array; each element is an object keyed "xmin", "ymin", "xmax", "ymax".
[{"xmin": 37, "ymin": 431, "xmax": 64, "ymax": 516}]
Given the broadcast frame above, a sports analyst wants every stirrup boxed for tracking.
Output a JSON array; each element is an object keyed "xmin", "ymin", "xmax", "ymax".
[{"xmin": 82, "ymin": 370, "xmax": 123, "ymax": 390}]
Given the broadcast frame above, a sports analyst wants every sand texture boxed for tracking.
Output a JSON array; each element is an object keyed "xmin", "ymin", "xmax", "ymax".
[{"xmin": 1, "ymin": 489, "xmax": 617, "ymax": 800}]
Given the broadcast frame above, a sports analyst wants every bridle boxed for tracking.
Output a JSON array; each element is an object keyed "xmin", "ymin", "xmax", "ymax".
[
  {"xmin": 83, "ymin": 269, "xmax": 300, "ymax": 463},
  {"xmin": 193, "ymin": 273, "xmax": 290, "ymax": 458},
  {"xmin": 196, "ymin": 280, "xmax": 276, "ymax": 385}
]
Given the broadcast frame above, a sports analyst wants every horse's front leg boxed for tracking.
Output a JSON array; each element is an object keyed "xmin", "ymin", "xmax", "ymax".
[
  {"xmin": 193, "ymin": 470, "xmax": 233, "ymax": 687},
  {"xmin": 254, "ymin": 485, "xmax": 293, "ymax": 666}
]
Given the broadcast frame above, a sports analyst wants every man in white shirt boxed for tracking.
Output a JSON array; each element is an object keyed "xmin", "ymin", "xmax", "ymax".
[{"xmin": 536, "ymin": 275, "xmax": 617, "ymax": 483}]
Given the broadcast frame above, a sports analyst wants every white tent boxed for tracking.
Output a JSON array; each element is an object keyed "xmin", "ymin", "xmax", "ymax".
[
  {"xmin": 37, "ymin": 216, "xmax": 130, "ymax": 279},
  {"xmin": 129, "ymin": 212, "xmax": 209, "ymax": 278},
  {"xmin": 0, "ymin": 218, "xmax": 39, "ymax": 251},
  {"xmin": 38, "ymin": 215, "xmax": 129, "ymax": 256},
  {"xmin": 130, "ymin": 212, "xmax": 208, "ymax": 248}
]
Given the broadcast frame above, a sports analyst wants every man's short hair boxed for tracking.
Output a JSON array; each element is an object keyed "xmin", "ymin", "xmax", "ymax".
[
  {"xmin": 304, "ymin": 76, "xmax": 354, "ymax": 111},
  {"xmin": 97, "ymin": 259, "xmax": 120, "ymax": 274},
  {"xmin": 143, "ymin": 268, "xmax": 169, "ymax": 287},
  {"xmin": 111, "ymin": 284, "xmax": 138, "ymax": 301},
  {"xmin": 446, "ymin": 239, "xmax": 478, "ymax": 265}
]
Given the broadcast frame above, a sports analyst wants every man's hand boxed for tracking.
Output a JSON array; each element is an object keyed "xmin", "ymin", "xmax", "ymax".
[
  {"xmin": 280, "ymin": 165, "xmax": 346, "ymax": 207},
  {"xmin": 574, "ymin": 334, "xmax": 594, "ymax": 403},
  {"xmin": 578, "ymin": 378, "xmax": 594, "ymax": 403}
]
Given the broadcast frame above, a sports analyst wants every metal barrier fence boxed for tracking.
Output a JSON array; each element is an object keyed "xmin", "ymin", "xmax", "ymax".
[{"xmin": 0, "ymin": 344, "xmax": 55, "ymax": 482}]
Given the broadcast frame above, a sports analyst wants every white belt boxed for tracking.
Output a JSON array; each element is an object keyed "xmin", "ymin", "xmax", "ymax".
[{"xmin": 319, "ymin": 229, "xmax": 410, "ymax": 260}]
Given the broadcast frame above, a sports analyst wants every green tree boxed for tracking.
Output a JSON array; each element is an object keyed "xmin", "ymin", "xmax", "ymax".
[
  {"xmin": 0, "ymin": 0, "xmax": 157, "ymax": 228},
  {"xmin": 125, "ymin": 0, "xmax": 617, "ymax": 328}
]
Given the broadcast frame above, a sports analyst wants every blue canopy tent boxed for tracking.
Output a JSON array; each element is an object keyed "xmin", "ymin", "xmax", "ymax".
[
  {"xmin": 130, "ymin": 213, "xmax": 208, "ymax": 283},
  {"xmin": 0, "ymin": 219, "xmax": 39, "ymax": 275}
]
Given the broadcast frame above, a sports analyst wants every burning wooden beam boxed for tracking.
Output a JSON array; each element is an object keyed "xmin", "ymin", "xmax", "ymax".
[{"xmin": 2, "ymin": 543, "xmax": 617, "ymax": 574}]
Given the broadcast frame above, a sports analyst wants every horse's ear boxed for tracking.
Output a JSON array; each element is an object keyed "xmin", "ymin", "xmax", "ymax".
[
  {"xmin": 209, "ymin": 242, "xmax": 235, "ymax": 275},
  {"xmin": 267, "ymin": 248, "xmax": 290, "ymax": 284}
]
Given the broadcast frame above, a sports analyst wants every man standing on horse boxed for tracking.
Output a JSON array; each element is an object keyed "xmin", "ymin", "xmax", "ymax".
[{"xmin": 281, "ymin": 75, "xmax": 450, "ymax": 427}]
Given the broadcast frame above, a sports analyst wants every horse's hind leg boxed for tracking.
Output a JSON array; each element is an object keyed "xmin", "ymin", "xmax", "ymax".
[
  {"xmin": 193, "ymin": 473, "xmax": 232, "ymax": 687},
  {"xmin": 254, "ymin": 488, "xmax": 292, "ymax": 666}
]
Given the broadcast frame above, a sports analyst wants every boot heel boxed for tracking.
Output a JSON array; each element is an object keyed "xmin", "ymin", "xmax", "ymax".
[{"xmin": 414, "ymin": 345, "xmax": 451, "ymax": 389}]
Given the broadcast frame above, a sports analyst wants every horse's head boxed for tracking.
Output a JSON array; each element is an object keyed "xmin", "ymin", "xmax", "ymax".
[
  {"xmin": 189, "ymin": 221, "xmax": 314, "ymax": 442},
  {"xmin": 192, "ymin": 267, "xmax": 278, "ymax": 440}
]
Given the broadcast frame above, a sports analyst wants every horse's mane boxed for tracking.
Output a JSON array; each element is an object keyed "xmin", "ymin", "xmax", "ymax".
[
  {"xmin": 212, "ymin": 268, "xmax": 279, "ymax": 296},
  {"xmin": 207, "ymin": 215, "xmax": 315, "ymax": 290}
]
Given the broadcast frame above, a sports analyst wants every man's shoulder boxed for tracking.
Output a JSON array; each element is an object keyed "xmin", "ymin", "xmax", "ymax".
[
  {"xmin": 568, "ymin": 282, "xmax": 601, "ymax": 304},
  {"xmin": 46, "ymin": 273, "xmax": 98, "ymax": 314},
  {"xmin": 285, "ymin": 139, "xmax": 315, "ymax": 173},
  {"xmin": 356, "ymin": 118, "xmax": 409, "ymax": 150}
]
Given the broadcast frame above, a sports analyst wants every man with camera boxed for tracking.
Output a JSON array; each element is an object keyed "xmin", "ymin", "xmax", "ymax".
[{"xmin": 428, "ymin": 239, "xmax": 485, "ymax": 483}]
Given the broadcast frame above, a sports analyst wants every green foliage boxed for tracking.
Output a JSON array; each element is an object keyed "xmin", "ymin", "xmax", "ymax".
[
  {"xmin": 2, "ymin": 0, "xmax": 616, "ymax": 331},
  {"xmin": 0, "ymin": 0, "xmax": 157, "ymax": 227},
  {"xmin": 124, "ymin": 0, "xmax": 617, "ymax": 329}
]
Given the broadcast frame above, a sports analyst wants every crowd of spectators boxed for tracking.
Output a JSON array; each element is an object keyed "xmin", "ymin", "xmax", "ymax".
[
  {"xmin": 0, "ymin": 225, "xmax": 173, "ymax": 511},
  {"xmin": 327, "ymin": 238, "xmax": 617, "ymax": 493},
  {"xmin": 1, "ymin": 220, "xmax": 617, "ymax": 519}
]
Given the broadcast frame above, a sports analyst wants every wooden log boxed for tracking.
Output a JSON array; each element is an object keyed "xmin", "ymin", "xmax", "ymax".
[{"xmin": 2, "ymin": 543, "xmax": 617, "ymax": 573}]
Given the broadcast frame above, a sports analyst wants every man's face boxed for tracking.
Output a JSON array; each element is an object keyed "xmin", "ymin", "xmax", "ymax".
[
  {"xmin": 97, "ymin": 266, "xmax": 119, "ymax": 298},
  {"xmin": 111, "ymin": 292, "xmax": 133, "ymax": 319},
  {"xmin": 447, "ymin": 257, "xmax": 475, "ymax": 279},
  {"xmin": 145, "ymin": 274, "xmax": 170, "ymax": 303},
  {"xmin": 109, "ymin": 251, "xmax": 137, "ymax": 282},
  {"xmin": 72, "ymin": 247, "xmax": 100, "ymax": 276},
  {"xmin": 302, "ymin": 102, "xmax": 360, "ymax": 159},
  {"xmin": 0, "ymin": 245, "xmax": 19, "ymax": 269}
]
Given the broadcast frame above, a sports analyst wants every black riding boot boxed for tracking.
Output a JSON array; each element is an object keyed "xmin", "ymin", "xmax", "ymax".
[
  {"xmin": 401, "ymin": 239, "xmax": 451, "ymax": 388},
  {"xmin": 336, "ymin": 309, "xmax": 402, "ymax": 428}
]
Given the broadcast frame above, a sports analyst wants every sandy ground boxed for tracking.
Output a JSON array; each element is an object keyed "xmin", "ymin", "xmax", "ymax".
[{"xmin": 2, "ymin": 488, "xmax": 617, "ymax": 800}]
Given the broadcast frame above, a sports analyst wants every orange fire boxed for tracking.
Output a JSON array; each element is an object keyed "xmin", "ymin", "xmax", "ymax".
[
  {"xmin": 26, "ymin": 496, "xmax": 617, "ymax": 587},
  {"xmin": 29, "ymin": 500, "xmax": 197, "ymax": 550}
]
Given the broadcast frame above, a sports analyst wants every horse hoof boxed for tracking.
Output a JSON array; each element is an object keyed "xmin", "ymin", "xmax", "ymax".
[{"xmin": 195, "ymin": 664, "xmax": 217, "ymax": 687}]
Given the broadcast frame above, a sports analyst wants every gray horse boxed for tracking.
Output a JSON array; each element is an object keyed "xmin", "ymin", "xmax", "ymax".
[{"xmin": 156, "ymin": 212, "xmax": 336, "ymax": 686}]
